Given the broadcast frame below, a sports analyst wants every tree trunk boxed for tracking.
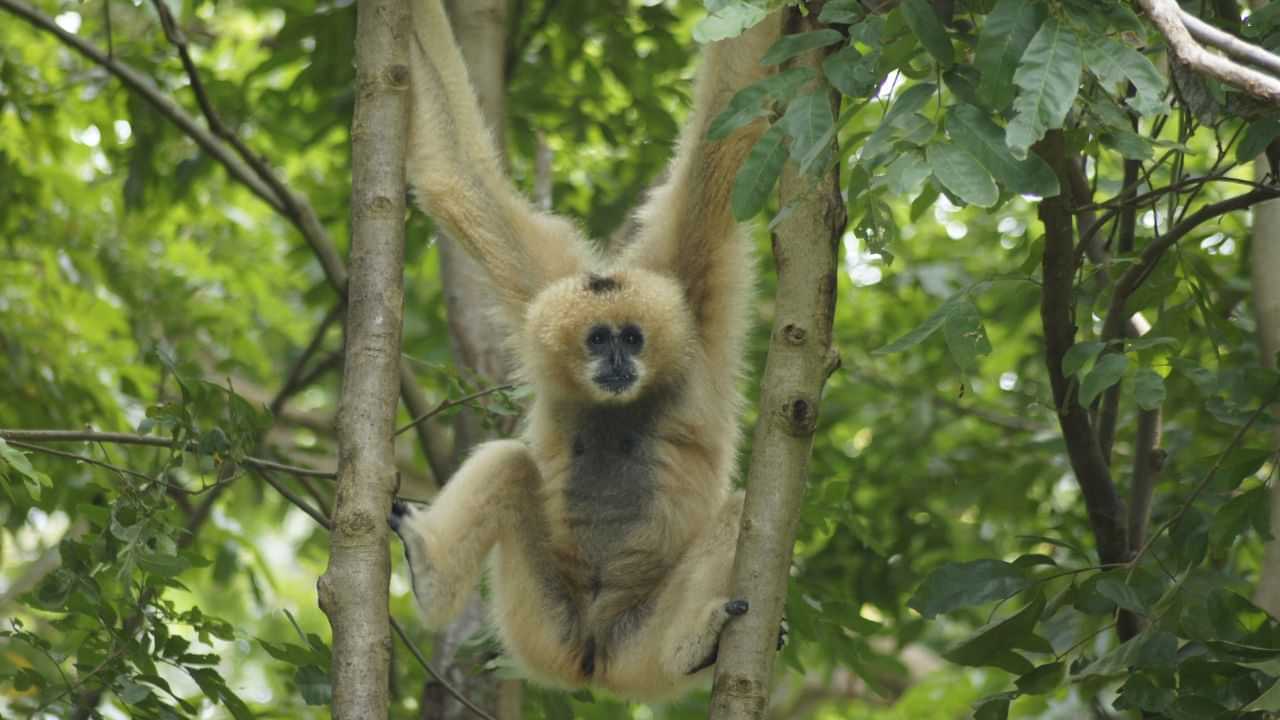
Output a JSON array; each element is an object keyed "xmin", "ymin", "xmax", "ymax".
[
  {"xmin": 317, "ymin": 0, "xmax": 410, "ymax": 716},
  {"xmin": 420, "ymin": 2, "xmax": 521, "ymax": 718},
  {"xmin": 1251, "ymin": 152, "xmax": 1280, "ymax": 614},
  {"xmin": 707, "ymin": 12, "xmax": 845, "ymax": 718}
]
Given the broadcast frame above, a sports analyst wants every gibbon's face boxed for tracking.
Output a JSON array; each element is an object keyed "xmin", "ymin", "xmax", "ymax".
[{"xmin": 525, "ymin": 270, "xmax": 695, "ymax": 405}]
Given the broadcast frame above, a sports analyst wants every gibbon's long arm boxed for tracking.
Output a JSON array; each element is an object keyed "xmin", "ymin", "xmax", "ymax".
[
  {"xmin": 623, "ymin": 15, "xmax": 782, "ymax": 362},
  {"xmin": 406, "ymin": 0, "xmax": 587, "ymax": 315}
]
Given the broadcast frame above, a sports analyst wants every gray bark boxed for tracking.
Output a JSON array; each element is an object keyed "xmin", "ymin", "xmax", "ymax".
[
  {"xmin": 1251, "ymin": 153, "xmax": 1280, "ymax": 614},
  {"xmin": 317, "ymin": 0, "xmax": 410, "ymax": 715}
]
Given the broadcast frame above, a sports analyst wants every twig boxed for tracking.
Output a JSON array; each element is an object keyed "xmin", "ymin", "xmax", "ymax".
[
  {"xmin": 394, "ymin": 384, "xmax": 515, "ymax": 437},
  {"xmin": 0, "ymin": 429, "xmax": 335, "ymax": 479},
  {"xmin": 5, "ymin": 439, "xmax": 152, "ymax": 482},
  {"xmin": 1179, "ymin": 8, "xmax": 1280, "ymax": 78},
  {"xmin": 270, "ymin": 305, "xmax": 344, "ymax": 416},
  {"xmin": 1127, "ymin": 409, "xmax": 1164, "ymax": 552},
  {"xmin": 1138, "ymin": 0, "xmax": 1280, "ymax": 103},
  {"xmin": 254, "ymin": 468, "xmax": 329, "ymax": 528}
]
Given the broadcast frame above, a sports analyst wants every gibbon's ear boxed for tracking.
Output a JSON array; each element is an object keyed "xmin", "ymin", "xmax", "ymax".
[
  {"xmin": 622, "ymin": 12, "xmax": 781, "ymax": 363},
  {"xmin": 404, "ymin": 0, "xmax": 594, "ymax": 320}
]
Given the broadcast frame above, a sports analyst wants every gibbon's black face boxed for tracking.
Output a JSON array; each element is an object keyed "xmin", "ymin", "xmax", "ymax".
[{"xmin": 586, "ymin": 323, "xmax": 645, "ymax": 395}]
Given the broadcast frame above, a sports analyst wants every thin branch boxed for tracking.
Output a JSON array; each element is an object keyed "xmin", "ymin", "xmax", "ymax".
[
  {"xmin": 1127, "ymin": 409, "xmax": 1164, "ymax": 553},
  {"xmin": 1102, "ymin": 187, "xmax": 1280, "ymax": 343},
  {"xmin": 270, "ymin": 305, "xmax": 344, "ymax": 416},
  {"xmin": 0, "ymin": 429, "xmax": 336, "ymax": 478},
  {"xmin": 254, "ymin": 467, "xmax": 329, "ymax": 527},
  {"xmin": 0, "ymin": 0, "xmax": 285, "ymax": 213},
  {"xmin": 1179, "ymin": 8, "xmax": 1280, "ymax": 78},
  {"xmin": 394, "ymin": 383, "xmax": 515, "ymax": 437},
  {"xmin": 1138, "ymin": 0, "xmax": 1280, "ymax": 103},
  {"xmin": 147, "ymin": 0, "xmax": 346, "ymax": 292}
]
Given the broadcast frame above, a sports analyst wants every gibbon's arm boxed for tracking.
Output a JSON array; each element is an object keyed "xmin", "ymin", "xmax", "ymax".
[
  {"xmin": 406, "ymin": 0, "xmax": 587, "ymax": 316},
  {"xmin": 623, "ymin": 15, "xmax": 782, "ymax": 357}
]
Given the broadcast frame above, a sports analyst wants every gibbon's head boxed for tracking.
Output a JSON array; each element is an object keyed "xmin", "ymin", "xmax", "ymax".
[{"xmin": 525, "ymin": 270, "xmax": 696, "ymax": 405}]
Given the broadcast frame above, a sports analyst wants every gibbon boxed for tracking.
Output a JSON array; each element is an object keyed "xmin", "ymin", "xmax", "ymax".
[{"xmin": 391, "ymin": 0, "xmax": 781, "ymax": 701}]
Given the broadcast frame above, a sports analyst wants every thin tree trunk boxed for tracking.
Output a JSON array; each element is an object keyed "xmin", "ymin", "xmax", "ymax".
[
  {"xmin": 317, "ymin": 0, "xmax": 410, "ymax": 715},
  {"xmin": 708, "ymin": 11, "xmax": 845, "ymax": 717},
  {"xmin": 1251, "ymin": 151, "xmax": 1280, "ymax": 614}
]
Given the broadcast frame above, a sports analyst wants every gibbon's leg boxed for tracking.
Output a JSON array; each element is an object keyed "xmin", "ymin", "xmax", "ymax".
[
  {"xmin": 389, "ymin": 440, "xmax": 539, "ymax": 629},
  {"xmin": 405, "ymin": 0, "xmax": 590, "ymax": 316},
  {"xmin": 602, "ymin": 493, "xmax": 747, "ymax": 692},
  {"xmin": 623, "ymin": 12, "xmax": 782, "ymax": 366}
]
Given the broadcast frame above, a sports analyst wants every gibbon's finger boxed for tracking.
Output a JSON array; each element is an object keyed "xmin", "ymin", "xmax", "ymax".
[
  {"xmin": 777, "ymin": 617, "xmax": 789, "ymax": 650},
  {"xmin": 388, "ymin": 499, "xmax": 410, "ymax": 532},
  {"xmin": 724, "ymin": 599, "xmax": 749, "ymax": 617}
]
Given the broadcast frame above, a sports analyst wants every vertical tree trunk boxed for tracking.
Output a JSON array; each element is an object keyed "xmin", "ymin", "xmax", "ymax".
[
  {"xmin": 1250, "ymin": 152, "xmax": 1280, "ymax": 614},
  {"xmin": 707, "ymin": 12, "xmax": 845, "ymax": 718},
  {"xmin": 420, "ymin": 2, "xmax": 519, "ymax": 718},
  {"xmin": 317, "ymin": 0, "xmax": 410, "ymax": 716}
]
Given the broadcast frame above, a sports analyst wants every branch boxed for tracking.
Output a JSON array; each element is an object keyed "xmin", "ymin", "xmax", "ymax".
[
  {"xmin": 270, "ymin": 305, "xmax": 344, "ymax": 417},
  {"xmin": 394, "ymin": 383, "xmax": 515, "ymax": 437},
  {"xmin": 1138, "ymin": 0, "xmax": 1280, "ymax": 103},
  {"xmin": 1179, "ymin": 8, "xmax": 1280, "ymax": 78},
  {"xmin": 0, "ymin": 429, "xmax": 336, "ymax": 478},
  {"xmin": 1034, "ymin": 132, "xmax": 1129, "ymax": 569},
  {"xmin": 1127, "ymin": 409, "xmax": 1164, "ymax": 552}
]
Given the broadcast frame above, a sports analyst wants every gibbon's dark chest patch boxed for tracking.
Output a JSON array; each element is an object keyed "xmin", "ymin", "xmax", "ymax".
[{"xmin": 564, "ymin": 399, "xmax": 661, "ymax": 544}]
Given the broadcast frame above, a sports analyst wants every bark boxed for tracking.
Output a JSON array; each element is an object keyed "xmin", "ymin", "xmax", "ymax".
[
  {"xmin": 707, "ymin": 13, "xmax": 845, "ymax": 718},
  {"xmin": 421, "ymin": 2, "xmax": 517, "ymax": 718},
  {"xmin": 1251, "ymin": 152, "xmax": 1280, "ymax": 614},
  {"xmin": 316, "ymin": 0, "xmax": 410, "ymax": 716}
]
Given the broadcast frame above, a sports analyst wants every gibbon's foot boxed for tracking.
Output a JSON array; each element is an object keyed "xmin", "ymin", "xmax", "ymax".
[
  {"xmin": 686, "ymin": 615, "xmax": 787, "ymax": 676},
  {"xmin": 725, "ymin": 599, "xmax": 749, "ymax": 616}
]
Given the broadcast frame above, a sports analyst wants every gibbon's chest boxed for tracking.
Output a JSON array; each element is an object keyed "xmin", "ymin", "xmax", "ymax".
[{"xmin": 562, "ymin": 402, "xmax": 663, "ymax": 554}]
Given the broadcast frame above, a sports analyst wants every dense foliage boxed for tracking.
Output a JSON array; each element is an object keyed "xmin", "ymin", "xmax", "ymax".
[{"xmin": 3, "ymin": 0, "xmax": 1280, "ymax": 718}]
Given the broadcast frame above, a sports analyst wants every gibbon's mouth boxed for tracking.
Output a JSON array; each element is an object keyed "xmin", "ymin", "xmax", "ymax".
[{"xmin": 593, "ymin": 370, "xmax": 637, "ymax": 394}]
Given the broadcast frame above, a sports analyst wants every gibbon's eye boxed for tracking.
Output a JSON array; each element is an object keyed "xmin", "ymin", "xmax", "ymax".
[
  {"xmin": 620, "ymin": 325, "xmax": 644, "ymax": 349},
  {"xmin": 587, "ymin": 327, "xmax": 611, "ymax": 348}
]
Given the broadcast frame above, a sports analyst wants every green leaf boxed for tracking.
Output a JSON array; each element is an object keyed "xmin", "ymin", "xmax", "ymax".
[
  {"xmin": 942, "ymin": 299, "xmax": 992, "ymax": 373},
  {"xmin": 1116, "ymin": 675, "xmax": 1175, "ymax": 713},
  {"xmin": 1101, "ymin": 129, "xmax": 1154, "ymax": 160},
  {"xmin": 927, "ymin": 142, "xmax": 998, "ymax": 208},
  {"xmin": 1006, "ymin": 19, "xmax": 1083, "ymax": 159},
  {"xmin": 0, "ymin": 438, "xmax": 52, "ymax": 499},
  {"xmin": 976, "ymin": 0, "xmax": 1047, "ymax": 109},
  {"xmin": 823, "ymin": 46, "xmax": 881, "ymax": 98},
  {"xmin": 1078, "ymin": 353, "xmax": 1128, "ymax": 406},
  {"xmin": 781, "ymin": 92, "xmax": 835, "ymax": 172},
  {"xmin": 882, "ymin": 152, "xmax": 931, "ymax": 195},
  {"xmin": 1062, "ymin": 340, "xmax": 1105, "ymax": 378},
  {"xmin": 901, "ymin": 0, "xmax": 953, "ymax": 68},
  {"xmin": 944, "ymin": 593, "xmax": 1047, "ymax": 673},
  {"xmin": 731, "ymin": 123, "xmax": 787, "ymax": 220},
  {"xmin": 1015, "ymin": 661, "xmax": 1065, "ymax": 694},
  {"xmin": 694, "ymin": 0, "xmax": 769, "ymax": 43},
  {"xmin": 909, "ymin": 559, "xmax": 1031, "ymax": 619},
  {"xmin": 1084, "ymin": 38, "xmax": 1167, "ymax": 116},
  {"xmin": 1237, "ymin": 119, "xmax": 1280, "ymax": 163},
  {"xmin": 296, "ymin": 665, "xmax": 332, "ymax": 705},
  {"xmin": 819, "ymin": 0, "xmax": 863, "ymax": 24},
  {"xmin": 760, "ymin": 29, "xmax": 845, "ymax": 66},
  {"xmin": 1245, "ymin": 678, "xmax": 1280, "ymax": 711},
  {"xmin": 1076, "ymin": 630, "xmax": 1178, "ymax": 678},
  {"xmin": 973, "ymin": 693, "xmax": 1016, "ymax": 720},
  {"xmin": 1095, "ymin": 573, "xmax": 1147, "ymax": 614},
  {"xmin": 1133, "ymin": 368, "xmax": 1166, "ymax": 411},
  {"xmin": 946, "ymin": 105, "xmax": 1060, "ymax": 197}
]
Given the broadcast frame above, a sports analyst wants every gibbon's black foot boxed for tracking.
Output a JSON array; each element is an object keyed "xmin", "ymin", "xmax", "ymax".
[
  {"xmin": 685, "ymin": 617, "xmax": 786, "ymax": 676},
  {"xmin": 725, "ymin": 599, "xmax": 749, "ymax": 617},
  {"xmin": 388, "ymin": 499, "xmax": 410, "ymax": 533}
]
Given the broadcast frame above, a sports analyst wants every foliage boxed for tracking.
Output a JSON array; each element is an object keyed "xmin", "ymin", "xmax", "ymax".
[{"xmin": 3, "ymin": 0, "xmax": 1280, "ymax": 718}]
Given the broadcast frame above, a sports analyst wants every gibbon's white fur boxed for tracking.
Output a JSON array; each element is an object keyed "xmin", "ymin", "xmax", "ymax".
[{"xmin": 393, "ymin": 0, "xmax": 781, "ymax": 701}]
